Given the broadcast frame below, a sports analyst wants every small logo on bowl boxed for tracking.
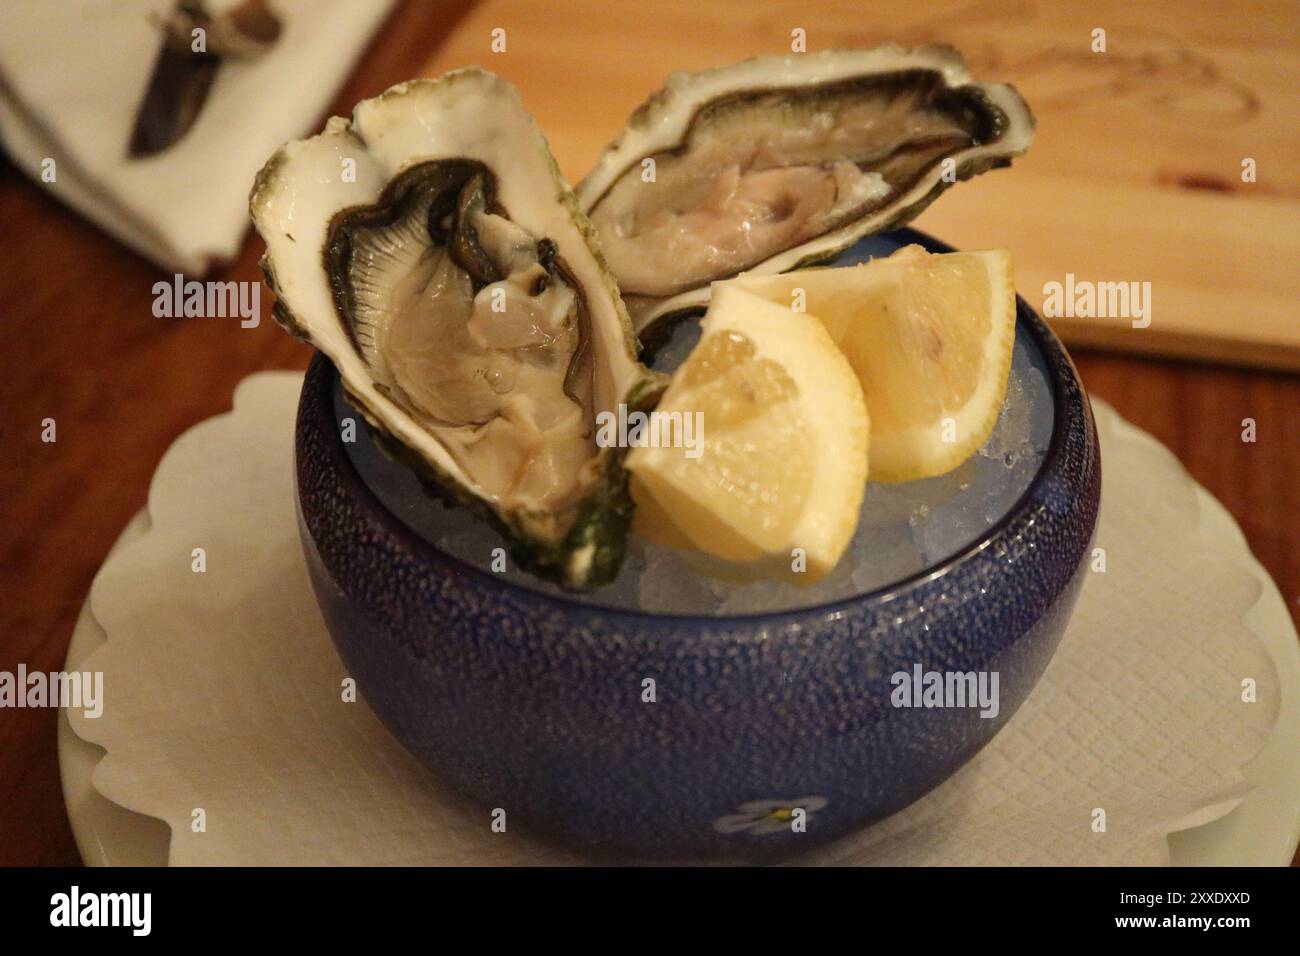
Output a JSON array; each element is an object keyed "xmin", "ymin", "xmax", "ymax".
[
  {"xmin": 712, "ymin": 797, "xmax": 828, "ymax": 836},
  {"xmin": 890, "ymin": 663, "xmax": 1000, "ymax": 719}
]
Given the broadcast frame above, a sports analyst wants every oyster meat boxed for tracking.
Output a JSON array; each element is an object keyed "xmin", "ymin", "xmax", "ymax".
[
  {"xmin": 251, "ymin": 71, "xmax": 661, "ymax": 589},
  {"xmin": 577, "ymin": 45, "xmax": 1035, "ymax": 335}
]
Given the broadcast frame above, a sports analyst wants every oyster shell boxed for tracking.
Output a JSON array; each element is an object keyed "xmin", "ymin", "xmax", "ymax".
[
  {"xmin": 577, "ymin": 45, "xmax": 1035, "ymax": 336},
  {"xmin": 250, "ymin": 70, "xmax": 661, "ymax": 589}
]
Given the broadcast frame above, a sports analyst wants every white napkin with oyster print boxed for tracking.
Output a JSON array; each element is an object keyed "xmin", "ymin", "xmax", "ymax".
[
  {"xmin": 66, "ymin": 373, "xmax": 1286, "ymax": 866},
  {"xmin": 0, "ymin": 0, "xmax": 396, "ymax": 273}
]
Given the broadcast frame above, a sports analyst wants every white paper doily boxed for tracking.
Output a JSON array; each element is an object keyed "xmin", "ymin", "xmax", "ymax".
[{"xmin": 60, "ymin": 373, "xmax": 1299, "ymax": 865}]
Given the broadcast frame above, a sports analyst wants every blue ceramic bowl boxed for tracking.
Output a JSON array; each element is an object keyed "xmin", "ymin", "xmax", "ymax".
[{"xmin": 294, "ymin": 229, "xmax": 1101, "ymax": 861}]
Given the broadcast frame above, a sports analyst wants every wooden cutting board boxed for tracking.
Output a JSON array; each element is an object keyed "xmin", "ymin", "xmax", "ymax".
[{"xmin": 414, "ymin": 0, "xmax": 1299, "ymax": 371}]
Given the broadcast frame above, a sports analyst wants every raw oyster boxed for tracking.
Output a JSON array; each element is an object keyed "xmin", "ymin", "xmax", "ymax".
[
  {"xmin": 577, "ymin": 45, "xmax": 1035, "ymax": 336},
  {"xmin": 250, "ymin": 71, "xmax": 662, "ymax": 589}
]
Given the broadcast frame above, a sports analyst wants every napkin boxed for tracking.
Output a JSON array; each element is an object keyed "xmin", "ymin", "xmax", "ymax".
[
  {"xmin": 0, "ymin": 0, "xmax": 396, "ymax": 273},
  {"xmin": 67, "ymin": 374, "xmax": 1282, "ymax": 865}
]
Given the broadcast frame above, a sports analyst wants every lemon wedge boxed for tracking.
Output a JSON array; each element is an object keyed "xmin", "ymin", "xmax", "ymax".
[
  {"xmin": 626, "ymin": 285, "xmax": 868, "ymax": 582},
  {"xmin": 731, "ymin": 245, "xmax": 1016, "ymax": 482}
]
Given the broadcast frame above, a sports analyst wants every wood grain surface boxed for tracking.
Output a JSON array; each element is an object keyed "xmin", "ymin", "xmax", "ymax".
[
  {"xmin": 422, "ymin": 0, "xmax": 1300, "ymax": 370},
  {"xmin": 0, "ymin": 0, "xmax": 1295, "ymax": 866}
]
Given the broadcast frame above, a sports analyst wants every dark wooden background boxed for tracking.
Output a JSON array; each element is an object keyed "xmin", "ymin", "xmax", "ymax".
[{"xmin": 0, "ymin": 0, "xmax": 1295, "ymax": 865}]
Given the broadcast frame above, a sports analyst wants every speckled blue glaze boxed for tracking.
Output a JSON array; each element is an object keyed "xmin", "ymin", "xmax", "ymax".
[{"xmin": 294, "ymin": 229, "xmax": 1101, "ymax": 861}]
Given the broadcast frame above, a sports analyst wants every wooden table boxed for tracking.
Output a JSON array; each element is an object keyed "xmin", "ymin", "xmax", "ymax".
[{"xmin": 1, "ymin": 0, "xmax": 1295, "ymax": 865}]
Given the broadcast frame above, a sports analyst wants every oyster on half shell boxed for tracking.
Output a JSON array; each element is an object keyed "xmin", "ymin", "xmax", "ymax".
[
  {"xmin": 577, "ymin": 45, "xmax": 1035, "ymax": 337},
  {"xmin": 250, "ymin": 71, "xmax": 662, "ymax": 589}
]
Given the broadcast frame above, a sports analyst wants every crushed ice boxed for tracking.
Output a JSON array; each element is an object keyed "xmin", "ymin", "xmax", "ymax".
[{"xmin": 344, "ymin": 327, "xmax": 1054, "ymax": 616}]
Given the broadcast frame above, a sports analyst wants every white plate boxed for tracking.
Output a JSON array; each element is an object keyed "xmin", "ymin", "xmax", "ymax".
[{"xmin": 59, "ymin": 414, "xmax": 1300, "ymax": 866}]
